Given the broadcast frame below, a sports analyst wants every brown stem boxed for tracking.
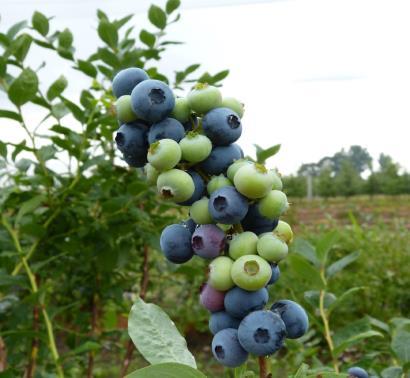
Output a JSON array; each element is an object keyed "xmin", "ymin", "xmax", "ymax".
[
  {"xmin": 27, "ymin": 276, "xmax": 40, "ymax": 378},
  {"xmin": 87, "ymin": 293, "xmax": 98, "ymax": 378},
  {"xmin": 258, "ymin": 356, "xmax": 270, "ymax": 378},
  {"xmin": 0, "ymin": 337, "xmax": 6, "ymax": 371},
  {"xmin": 119, "ymin": 243, "xmax": 150, "ymax": 378}
]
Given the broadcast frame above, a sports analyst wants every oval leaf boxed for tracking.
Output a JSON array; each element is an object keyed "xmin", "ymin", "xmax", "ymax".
[
  {"xmin": 98, "ymin": 20, "xmax": 118, "ymax": 48},
  {"xmin": 8, "ymin": 68, "xmax": 38, "ymax": 106},
  {"xmin": 128, "ymin": 297, "xmax": 196, "ymax": 368},
  {"xmin": 32, "ymin": 11, "xmax": 49, "ymax": 36},
  {"xmin": 47, "ymin": 75, "xmax": 68, "ymax": 101},
  {"xmin": 391, "ymin": 327, "xmax": 410, "ymax": 363},
  {"xmin": 126, "ymin": 363, "xmax": 205, "ymax": 378},
  {"xmin": 326, "ymin": 251, "xmax": 360, "ymax": 278},
  {"xmin": 148, "ymin": 5, "xmax": 167, "ymax": 30}
]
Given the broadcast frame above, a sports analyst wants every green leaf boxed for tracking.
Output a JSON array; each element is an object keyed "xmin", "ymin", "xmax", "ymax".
[
  {"xmin": 15, "ymin": 195, "xmax": 46, "ymax": 225},
  {"xmin": 304, "ymin": 290, "xmax": 336, "ymax": 309},
  {"xmin": 46, "ymin": 75, "xmax": 68, "ymax": 100},
  {"xmin": 0, "ymin": 33, "xmax": 10, "ymax": 48},
  {"xmin": 328, "ymin": 287, "xmax": 365, "ymax": 315},
  {"xmin": 333, "ymin": 330, "xmax": 383, "ymax": 355},
  {"xmin": 392, "ymin": 327, "xmax": 410, "ymax": 362},
  {"xmin": 58, "ymin": 28, "xmax": 73, "ymax": 48},
  {"xmin": 97, "ymin": 48, "xmax": 120, "ymax": 68},
  {"xmin": 148, "ymin": 5, "xmax": 167, "ymax": 30},
  {"xmin": 212, "ymin": 69, "xmax": 230, "ymax": 83},
  {"xmin": 10, "ymin": 34, "xmax": 32, "ymax": 62},
  {"xmin": 76, "ymin": 60, "xmax": 97, "ymax": 78},
  {"xmin": 38, "ymin": 145, "xmax": 56, "ymax": 161},
  {"xmin": 316, "ymin": 230, "xmax": 339, "ymax": 265},
  {"xmin": 326, "ymin": 251, "xmax": 360, "ymax": 278},
  {"xmin": 0, "ymin": 110, "xmax": 22, "ymax": 122},
  {"xmin": 255, "ymin": 144, "xmax": 281, "ymax": 164},
  {"xmin": 8, "ymin": 68, "xmax": 39, "ymax": 106},
  {"xmin": 64, "ymin": 341, "xmax": 101, "ymax": 356},
  {"xmin": 139, "ymin": 30, "xmax": 156, "ymax": 47},
  {"xmin": 287, "ymin": 254, "xmax": 325, "ymax": 289},
  {"xmin": 381, "ymin": 367, "xmax": 403, "ymax": 378},
  {"xmin": 128, "ymin": 297, "xmax": 197, "ymax": 368},
  {"xmin": 98, "ymin": 20, "xmax": 118, "ymax": 49},
  {"xmin": 0, "ymin": 56, "xmax": 6, "ymax": 77},
  {"xmin": 0, "ymin": 142, "xmax": 7, "ymax": 159},
  {"xmin": 166, "ymin": 0, "xmax": 181, "ymax": 14},
  {"xmin": 11, "ymin": 140, "xmax": 27, "ymax": 161},
  {"xmin": 126, "ymin": 363, "xmax": 205, "ymax": 378},
  {"xmin": 7, "ymin": 21, "xmax": 27, "ymax": 39},
  {"xmin": 293, "ymin": 363, "xmax": 309, "ymax": 378},
  {"xmin": 290, "ymin": 238, "xmax": 320, "ymax": 267},
  {"xmin": 32, "ymin": 11, "xmax": 49, "ymax": 36}
]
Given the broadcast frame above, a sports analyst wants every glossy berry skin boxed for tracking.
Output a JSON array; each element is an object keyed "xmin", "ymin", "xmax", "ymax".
[
  {"xmin": 187, "ymin": 84, "xmax": 222, "ymax": 115},
  {"xmin": 209, "ymin": 256, "xmax": 234, "ymax": 291},
  {"xmin": 131, "ymin": 79, "xmax": 175, "ymax": 123},
  {"xmin": 112, "ymin": 67, "xmax": 149, "ymax": 98},
  {"xmin": 178, "ymin": 170, "xmax": 206, "ymax": 206},
  {"xmin": 270, "ymin": 169, "xmax": 283, "ymax": 190},
  {"xmin": 271, "ymin": 300, "xmax": 309, "ymax": 339},
  {"xmin": 180, "ymin": 218, "xmax": 197, "ymax": 235},
  {"xmin": 148, "ymin": 118, "xmax": 185, "ymax": 144},
  {"xmin": 171, "ymin": 97, "xmax": 191, "ymax": 123},
  {"xmin": 267, "ymin": 264, "xmax": 280, "ymax": 285},
  {"xmin": 347, "ymin": 367, "xmax": 369, "ymax": 378},
  {"xmin": 200, "ymin": 144, "xmax": 242, "ymax": 176},
  {"xmin": 179, "ymin": 133, "xmax": 212, "ymax": 163},
  {"xmin": 209, "ymin": 186, "xmax": 248, "ymax": 224},
  {"xmin": 234, "ymin": 163, "xmax": 274, "ymax": 199},
  {"xmin": 229, "ymin": 231, "xmax": 258, "ymax": 260},
  {"xmin": 189, "ymin": 197, "xmax": 213, "ymax": 225},
  {"xmin": 202, "ymin": 107, "xmax": 242, "ymax": 146},
  {"xmin": 160, "ymin": 224, "xmax": 193, "ymax": 264},
  {"xmin": 156, "ymin": 169, "xmax": 195, "ymax": 203},
  {"xmin": 209, "ymin": 311, "xmax": 241, "ymax": 335},
  {"xmin": 192, "ymin": 224, "xmax": 226, "ymax": 259},
  {"xmin": 200, "ymin": 283, "xmax": 225, "ymax": 312},
  {"xmin": 231, "ymin": 255, "xmax": 272, "ymax": 291},
  {"xmin": 273, "ymin": 220, "xmax": 294, "ymax": 244},
  {"xmin": 147, "ymin": 139, "xmax": 181, "ymax": 171},
  {"xmin": 207, "ymin": 175, "xmax": 233, "ymax": 195},
  {"xmin": 144, "ymin": 163, "xmax": 159, "ymax": 185},
  {"xmin": 115, "ymin": 95, "xmax": 138, "ymax": 123},
  {"xmin": 115, "ymin": 122, "xmax": 148, "ymax": 168},
  {"xmin": 257, "ymin": 233, "xmax": 288, "ymax": 263},
  {"xmin": 258, "ymin": 190, "xmax": 289, "ymax": 219},
  {"xmin": 224, "ymin": 287, "xmax": 268, "ymax": 319},
  {"xmin": 221, "ymin": 97, "xmax": 244, "ymax": 118},
  {"xmin": 211, "ymin": 328, "xmax": 248, "ymax": 368},
  {"xmin": 238, "ymin": 310, "xmax": 286, "ymax": 356},
  {"xmin": 241, "ymin": 204, "xmax": 279, "ymax": 235},
  {"xmin": 227, "ymin": 159, "xmax": 252, "ymax": 181}
]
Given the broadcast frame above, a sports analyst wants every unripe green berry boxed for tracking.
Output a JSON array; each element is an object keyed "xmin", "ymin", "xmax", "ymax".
[
  {"xmin": 258, "ymin": 190, "xmax": 289, "ymax": 219},
  {"xmin": 273, "ymin": 220, "xmax": 293, "ymax": 244},
  {"xmin": 234, "ymin": 163, "xmax": 274, "ymax": 199},
  {"xmin": 229, "ymin": 231, "xmax": 258, "ymax": 260},
  {"xmin": 227, "ymin": 159, "xmax": 251, "ymax": 181},
  {"xmin": 171, "ymin": 97, "xmax": 191, "ymax": 123},
  {"xmin": 115, "ymin": 95, "xmax": 138, "ymax": 123},
  {"xmin": 208, "ymin": 256, "xmax": 235, "ymax": 291},
  {"xmin": 147, "ymin": 139, "xmax": 181, "ymax": 171},
  {"xmin": 221, "ymin": 97, "xmax": 244, "ymax": 118},
  {"xmin": 157, "ymin": 169, "xmax": 195, "ymax": 203},
  {"xmin": 144, "ymin": 163, "xmax": 159, "ymax": 185},
  {"xmin": 190, "ymin": 197, "xmax": 213, "ymax": 225},
  {"xmin": 187, "ymin": 83, "xmax": 222, "ymax": 115},
  {"xmin": 207, "ymin": 175, "xmax": 233, "ymax": 195},
  {"xmin": 257, "ymin": 233, "xmax": 288, "ymax": 262},
  {"xmin": 179, "ymin": 132, "xmax": 212, "ymax": 163},
  {"xmin": 231, "ymin": 255, "xmax": 272, "ymax": 291}
]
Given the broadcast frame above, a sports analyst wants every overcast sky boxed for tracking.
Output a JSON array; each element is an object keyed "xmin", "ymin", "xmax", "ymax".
[{"xmin": 1, "ymin": 0, "xmax": 409, "ymax": 174}]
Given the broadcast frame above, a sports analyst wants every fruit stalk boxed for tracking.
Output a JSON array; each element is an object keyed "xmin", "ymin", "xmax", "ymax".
[{"xmin": 258, "ymin": 356, "xmax": 269, "ymax": 378}]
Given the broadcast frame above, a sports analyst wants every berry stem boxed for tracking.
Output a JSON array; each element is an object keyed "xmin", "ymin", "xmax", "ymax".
[{"xmin": 258, "ymin": 356, "xmax": 270, "ymax": 378}]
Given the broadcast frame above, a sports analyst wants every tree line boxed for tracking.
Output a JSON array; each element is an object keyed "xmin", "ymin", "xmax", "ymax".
[{"xmin": 282, "ymin": 145, "xmax": 410, "ymax": 197}]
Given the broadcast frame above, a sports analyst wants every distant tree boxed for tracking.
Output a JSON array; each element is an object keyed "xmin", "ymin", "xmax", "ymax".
[
  {"xmin": 282, "ymin": 175, "xmax": 306, "ymax": 197},
  {"xmin": 315, "ymin": 167, "xmax": 336, "ymax": 197},
  {"xmin": 334, "ymin": 160, "xmax": 364, "ymax": 196},
  {"xmin": 377, "ymin": 154, "xmax": 402, "ymax": 194}
]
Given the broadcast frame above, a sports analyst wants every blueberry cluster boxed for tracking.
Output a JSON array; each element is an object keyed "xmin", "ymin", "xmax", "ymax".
[{"xmin": 112, "ymin": 68, "xmax": 309, "ymax": 368}]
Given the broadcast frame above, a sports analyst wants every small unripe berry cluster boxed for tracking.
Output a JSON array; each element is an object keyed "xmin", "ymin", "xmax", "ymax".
[{"xmin": 112, "ymin": 68, "xmax": 309, "ymax": 368}]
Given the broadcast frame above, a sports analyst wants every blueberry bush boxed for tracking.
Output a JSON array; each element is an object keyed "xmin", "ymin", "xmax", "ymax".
[{"xmin": 0, "ymin": 2, "xmax": 409, "ymax": 378}]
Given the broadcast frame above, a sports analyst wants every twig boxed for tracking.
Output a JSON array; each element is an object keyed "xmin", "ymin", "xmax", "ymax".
[
  {"xmin": 119, "ymin": 243, "xmax": 150, "ymax": 378},
  {"xmin": 26, "ymin": 277, "xmax": 40, "ymax": 378},
  {"xmin": 258, "ymin": 356, "xmax": 270, "ymax": 378}
]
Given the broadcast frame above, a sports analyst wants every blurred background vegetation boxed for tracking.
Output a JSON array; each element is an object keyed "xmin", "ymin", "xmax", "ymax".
[{"xmin": 0, "ymin": 1, "xmax": 409, "ymax": 377}]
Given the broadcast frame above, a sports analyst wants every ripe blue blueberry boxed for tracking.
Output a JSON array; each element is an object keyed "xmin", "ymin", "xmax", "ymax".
[
  {"xmin": 160, "ymin": 224, "xmax": 194, "ymax": 264},
  {"xmin": 131, "ymin": 79, "xmax": 175, "ymax": 123},
  {"xmin": 112, "ymin": 67, "xmax": 149, "ymax": 98},
  {"xmin": 148, "ymin": 118, "xmax": 185, "ymax": 144},
  {"xmin": 209, "ymin": 311, "xmax": 241, "ymax": 335},
  {"xmin": 177, "ymin": 170, "xmax": 206, "ymax": 206},
  {"xmin": 115, "ymin": 122, "xmax": 148, "ymax": 167},
  {"xmin": 192, "ymin": 224, "xmax": 226, "ymax": 259},
  {"xmin": 224, "ymin": 287, "xmax": 269, "ymax": 319},
  {"xmin": 267, "ymin": 264, "xmax": 280, "ymax": 285},
  {"xmin": 202, "ymin": 107, "xmax": 242, "ymax": 146},
  {"xmin": 238, "ymin": 310, "xmax": 286, "ymax": 356},
  {"xmin": 270, "ymin": 300, "xmax": 309, "ymax": 339},
  {"xmin": 208, "ymin": 186, "xmax": 248, "ymax": 224},
  {"xmin": 180, "ymin": 218, "xmax": 197, "ymax": 234},
  {"xmin": 200, "ymin": 283, "xmax": 225, "ymax": 312},
  {"xmin": 241, "ymin": 204, "xmax": 279, "ymax": 235},
  {"xmin": 347, "ymin": 367, "xmax": 369, "ymax": 378},
  {"xmin": 200, "ymin": 144, "xmax": 242, "ymax": 176},
  {"xmin": 212, "ymin": 328, "xmax": 248, "ymax": 367}
]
